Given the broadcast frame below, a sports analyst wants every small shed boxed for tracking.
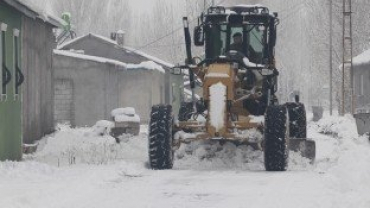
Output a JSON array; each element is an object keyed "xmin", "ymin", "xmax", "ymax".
[
  {"xmin": 352, "ymin": 49, "xmax": 370, "ymax": 112},
  {"xmin": 0, "ymin": 0, "xmax": 64, "ymax": 160},
  {"xmin": 352, "ymin": 49, "xmax": 370, "ymax": 135},
  {"xmin": 53, "ymin": 33, "xmax": 183, "ymax": 126}
]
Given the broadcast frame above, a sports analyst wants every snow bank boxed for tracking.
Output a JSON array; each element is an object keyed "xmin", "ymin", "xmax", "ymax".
[
  {"xmin": 312, "ymin": 114, "xmax": 358, "ymax": 138},
  {"xmin": 174, "ymin": 140, "xmax": 264, "ymax": 170},
  {"xmin": 174, "ymin": 139, "xmax": 311, "ymax": 171},
  {"xmin": 126, "ymin": 61, "xmax": 165, "ymax": 73},
  {"xmin": 91, "ymin": 120, "xmax": 114, "ymax": 136},
  {"xmin": 26, "ymin": 125, "xmax": 147, "ymax": 166}
]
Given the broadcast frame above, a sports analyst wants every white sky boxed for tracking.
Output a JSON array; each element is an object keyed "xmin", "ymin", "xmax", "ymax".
[{"xmin": 128, "ymin": 0, "xmax": 157, "ymax": 13}]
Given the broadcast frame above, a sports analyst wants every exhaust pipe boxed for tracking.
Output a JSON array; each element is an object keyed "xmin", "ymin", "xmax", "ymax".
[{"xmin": 183, "ymin": 17, "xmax": 197, "ymax": 114}]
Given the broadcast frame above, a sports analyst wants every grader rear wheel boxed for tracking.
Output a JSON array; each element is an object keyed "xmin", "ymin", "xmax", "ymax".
[{"xmin": 286, "ymin": 102, "xmax": 307, "ymax": 138}]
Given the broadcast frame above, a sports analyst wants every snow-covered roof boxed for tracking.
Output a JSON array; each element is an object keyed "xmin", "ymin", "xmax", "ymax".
[
  {"xmin": 3, "ymin": 0, "xmax": 66, "ymax": 28},
  {"xmin": 53, "ymin": 49, "xmax": 127, "ymax": 68},
  {"xmin": 124, "ymin": 46, "xmax": 174, "ymax": 68},
  {"xmin": 57, "ymin": 33, "xmax": 174, "ymax": 69},
  {"xmin": 53, "ymin": 49, "xmax": 165, "ymax": 73},
  {"xmin": 353, "ymin": 49, "xmax": 370, "ymax": 67},
  {"xmin": 234, "ymin": 4, "xmax": 265, "ymax": 8},
  {"xmin": 126, "ymin": 61, "xmax": 165, "ymax": 73}
]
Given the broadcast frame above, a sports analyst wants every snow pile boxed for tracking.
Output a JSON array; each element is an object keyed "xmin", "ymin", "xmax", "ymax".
[
  {"xmin": 111, "ymin": 107, "xmax": 140, "ymax": 123},
  {"xmin": 312, "ymin": 114, "xmax": 358, "ymax": 138},
  {"xmin": 174, "ymin": 140, "xmax": 311, "ymax": 171},
  {"xmin": 126, "ymin": 61, "xmax": 165, "ymax": 73},
  {"xmin": 91, "ymin": 120, "xmax": 114, "ymax": 136},
  {"xmin": 326, "ymin": 135, "xmax": 370, "ymax": 207},
  {"xmin": 209, "ymin": 82, "xmax": 226, "ymax": 132},
  {"xmin": 26, "ymin": 125, "xmax": 146, "ymax": 166},
  {"xmin": 174, "ymin": 140, "xmax": 264, "ymax": 170}
]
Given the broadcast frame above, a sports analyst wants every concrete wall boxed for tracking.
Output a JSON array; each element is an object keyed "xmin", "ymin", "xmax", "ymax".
[
  {"xmin": 21, "ymin": 15, "xmax": 55, "ymax": 144},
  {"xmin": 62, "ymin": 35, "xmax": 184, "ymax": 117},
  {"xmin": 53, "ymin": 54, "xmax": 166, "ymax": 126}
]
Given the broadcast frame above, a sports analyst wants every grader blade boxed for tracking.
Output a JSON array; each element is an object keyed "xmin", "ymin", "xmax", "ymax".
[{"xmin": 289, "ymin": 138, "xmax": 316, "ymax": 162}]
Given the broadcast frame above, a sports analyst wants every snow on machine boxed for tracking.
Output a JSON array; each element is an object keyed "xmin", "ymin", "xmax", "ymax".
[{"xmin": 148, "ymin": 5, "xmax": 315, "ymax": 171}]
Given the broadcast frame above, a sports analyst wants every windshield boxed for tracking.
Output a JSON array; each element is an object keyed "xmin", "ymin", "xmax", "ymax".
[{"xmin": 205, "ymin": 24, "xmax": 267, "ymax": 64}]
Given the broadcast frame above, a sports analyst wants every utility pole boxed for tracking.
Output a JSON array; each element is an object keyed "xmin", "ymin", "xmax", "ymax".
[
  {"xmin": 341, "ymin": 0, "xmax": 353, "ymax": 115},
  {"xmin": 329, "ymin": 0, "xmax": 333, "ymax": 115}
]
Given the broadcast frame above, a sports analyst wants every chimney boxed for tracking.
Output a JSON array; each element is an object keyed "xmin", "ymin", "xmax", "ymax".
[{"xmin": 116, "ymin": 30, "xmax": 125, "ymax": 47}]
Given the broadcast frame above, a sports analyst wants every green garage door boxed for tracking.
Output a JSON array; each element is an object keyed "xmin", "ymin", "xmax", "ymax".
[{"xmin": 0, "ymin": 2, "xmax": 23, "ymax": 161}]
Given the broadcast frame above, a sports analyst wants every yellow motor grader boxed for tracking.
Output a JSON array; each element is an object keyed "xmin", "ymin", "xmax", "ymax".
[{"xmin": 148, "ymin": 5, "xmax": 315, "ymax": 171}]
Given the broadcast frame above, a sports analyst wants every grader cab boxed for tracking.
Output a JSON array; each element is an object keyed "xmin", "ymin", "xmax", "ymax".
[{"xmin": 148, "ymin": 5, "xmax": 316, "ymax": 171}]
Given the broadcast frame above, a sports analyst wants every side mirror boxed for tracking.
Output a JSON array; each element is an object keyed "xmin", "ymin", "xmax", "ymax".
[
  {"xmin": 171, "ymin": 66, "xmax": 183, "ymax": 75},
  {"xmin": 193, "ymin": 26, "xmax": 204, "ymax": 46}
]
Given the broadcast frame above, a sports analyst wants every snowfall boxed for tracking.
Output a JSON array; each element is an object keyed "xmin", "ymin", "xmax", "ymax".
[{"xmin": 1, "ymin": 113, "xmax": 369, "ymax": 208}]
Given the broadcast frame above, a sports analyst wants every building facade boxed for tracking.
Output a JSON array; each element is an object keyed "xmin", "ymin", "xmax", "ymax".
[
  {"xmin": 54, "ymin": 33, "xmax": 183, "ymax": 125},
  {"xmin": 1, "ymin": 0, "xmax": 64, "ymax": 160}
]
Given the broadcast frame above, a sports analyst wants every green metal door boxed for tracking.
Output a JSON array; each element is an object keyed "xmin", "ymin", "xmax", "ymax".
[{"xmin": 0, "ymin": 2, "xmax": 23, "ymax": 161}]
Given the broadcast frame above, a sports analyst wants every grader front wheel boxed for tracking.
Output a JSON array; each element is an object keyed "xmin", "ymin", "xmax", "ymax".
[
  {"xmin": 264, "ymin": 105, "xmax": 289, "ymax": 171},
  {"xmin": 148, "ymin": 105, "xmax": 174, "ymax": 170}
]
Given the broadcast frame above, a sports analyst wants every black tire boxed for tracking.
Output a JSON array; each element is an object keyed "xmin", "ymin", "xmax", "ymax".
[
  {"xmin": 286, "ymin": 102, "xmax": 307, "ymax": 138},
  {"xmin": 264, "ymin": 105, "xmax": 289, "ymax": 171},
  {"xmin": 148, "ymin": 105, "xmax": 174, "ymax": 170}
]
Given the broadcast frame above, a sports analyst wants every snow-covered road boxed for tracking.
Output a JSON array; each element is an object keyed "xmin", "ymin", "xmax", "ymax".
[{"xmin": 1, "ymin": 115, "xmax": 369, "ymax": 208}]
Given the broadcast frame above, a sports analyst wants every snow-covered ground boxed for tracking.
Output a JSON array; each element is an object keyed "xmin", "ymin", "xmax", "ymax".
[{"xmin": 1, "ymin": 114, "xmax": 369, "ymax": 208}]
